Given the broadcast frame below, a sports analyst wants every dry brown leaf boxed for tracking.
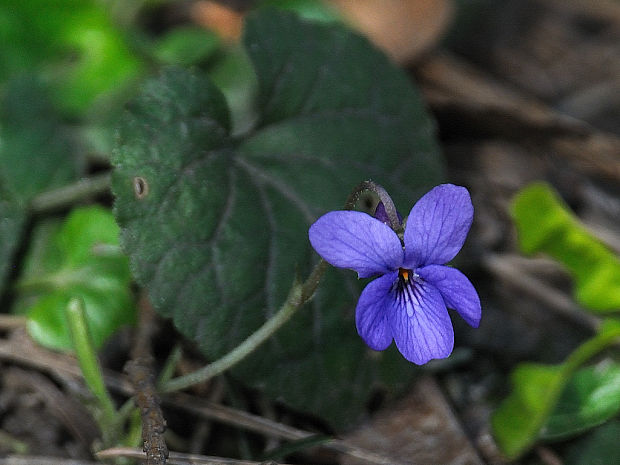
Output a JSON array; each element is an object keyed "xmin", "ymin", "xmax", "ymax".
[
  {"xmin": 330, "ymin": 0, "xmax": 454, "ymax": 63},
  {"xmin": 191, "ymin": 1, "xmax": 244, "ymax": 41},
  {"xmin": 342, "ymin": 376, "xmax": 484, "ymax": 465},
  {"xmin": 190, "ymin": 0, "xmax": 452, "ymax": 62}
]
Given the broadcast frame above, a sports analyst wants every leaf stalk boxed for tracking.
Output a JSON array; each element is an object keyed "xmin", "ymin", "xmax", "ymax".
[
  {"xmin": 65, "ymin": 297, "xmax": 119, "ymax": 441},
  {"xmin": 161, "ymin": 261, "xmax": 325, "ymax": 393}
]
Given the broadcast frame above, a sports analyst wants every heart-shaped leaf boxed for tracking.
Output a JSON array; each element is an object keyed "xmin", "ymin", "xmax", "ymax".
[{"xmin": 113, "ymin": 10, "xmax": 443, "ymax": 427}]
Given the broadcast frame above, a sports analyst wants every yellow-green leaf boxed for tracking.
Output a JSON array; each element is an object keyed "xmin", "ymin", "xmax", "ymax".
[{"xmin": 512, "ymin": 183, "xmax": 620, "ymax": 312}]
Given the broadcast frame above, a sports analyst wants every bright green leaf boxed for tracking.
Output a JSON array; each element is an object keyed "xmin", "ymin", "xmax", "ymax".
[
  {"xmin": 492, "ymin": 319, "xmax": 620, "ymax": 459},
  {"xmin": 492, "ymin": 363, "xmax": 564, "ymax": 459},
  {"xmin": 153, "ymin": 26, "xmax": 220, "ymax": 66},
  {"xmin": 541, "ymin": 361, "xmax": 620, "ymax": 440},
  {"xmin": 113, "ymin": 10, "xmax": 443, "ymax": 428},
  {"xmin": 17, "ymin": 206, "xmax": 135, "ymax": 351},
  {"xmin": 0, "ymin": 0, "xmax": 142, "ymax": 114},
  {"xmin": 564, "ymin": 420, "xmax": 620, "ymax": 465},
  {"xmin": 512, "ymin": 182, "xmax": 620, "ymax": 312}
]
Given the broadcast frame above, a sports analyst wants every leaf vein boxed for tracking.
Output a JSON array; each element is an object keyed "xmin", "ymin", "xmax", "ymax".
[{"xmin": 234, "ymin": 158, "xmax": 316, "ymax": 223}]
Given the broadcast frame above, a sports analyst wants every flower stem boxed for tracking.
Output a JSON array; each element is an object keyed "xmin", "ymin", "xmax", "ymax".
[
  {"xmin": 160, "ymin": 178, "xmax": 380, "ymax": 393},
  {"xmin": 345, "ymin": 180, "xmax": 402, "ymax": 233},
  {"xmin": 161, "ymin": 260, "xmax": 327, "ymax": 393},
  {"xmin": 156, "ymin": 345, "xmax": 183, "ymax": 389}
]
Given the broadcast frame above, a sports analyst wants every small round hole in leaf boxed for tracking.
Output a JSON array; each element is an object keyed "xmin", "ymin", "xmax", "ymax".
[{"xmin": 133, "ymin": 177, "xmax": 149, "ymax": 199}]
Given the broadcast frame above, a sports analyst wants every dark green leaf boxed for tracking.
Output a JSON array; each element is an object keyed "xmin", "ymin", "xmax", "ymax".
[
  {"xmin": 17, "ymin": 206, "xmax": 135, "ymax": 351},
  {"xmin": 0, "ymin": 195, "xmax": 26, "ymax": 295},
  {"xmin": 0, "ymin": 77, "xmax": 80, "ymax": 204},
  {"xmin": 0, "ymin": 78, "xmax": 81, "ymax": 295},
  {"xmin": 208, "ymin": 46, "xmax": 259, "ymax": 135},
  {"xmin": 541, "ymin": 361, "xmax": 620, "ymax": 440},
  {"xmin": 564, "ymin": 420, "xmax": 620, "ymax": 465},
  {"xmin": 113, "ymin": 10, "xmax": 443, "ymax": 428},
  {"xmin": 257, "ymin": 0, "xmax": 342, "ymax": 22},
  {"xmin": 511, "ymin": 183, "xmax": 620, "ymax": 312}
]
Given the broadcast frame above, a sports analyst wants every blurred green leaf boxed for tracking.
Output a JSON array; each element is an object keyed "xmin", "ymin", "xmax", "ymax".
[
  {"xmin": 208, "ymin": 46, "xmax": 258, "ymax": 135},
  {"xmin": 0, "ymin": 77, "xmax": 81, "ymax": 295},
  {"xmin": 257, "ymin": 0, "xmax": 342, "ymax": 22},
  {"xmin": 564, "ymin": 420, "xmax": 620, "ymax": 465},
  {"xmin": 17, "ymin": 206, "xmax": 135, "ymax": 351},
  {"xmin": 492, "ymin": 319, "xmax": 620, "ymax": 459},
  {"xmin": 12, "ymin": 220, "xmax": 63, "ymax": 318},
  {"xmin": 153, "ymin": 26, "xmax": 220, "ymax": 66},
  {"xmin": 0, "ymin": 0, "xmax": 142, "ymax": 114},
  {"xmin": 541, "ymin": 361, "xmax": 620, "ymax": 440},
  {"xmin": 493, "ymin": 364, "xmax": 564, "ymax": 460},
  {"xmin": 113, "ymin": 10, "xmax": 443, "ymax": 428},
  {"xmin": 0, "ymin": 77, "xmax": 80, "ymax": 204},
  {"xmin": 512, "ymin": 182, "xmax": 620, "ymax": 312},
  {"xmin": 0, "ymin": 196, "xmax": 26, "ymax": 295}
]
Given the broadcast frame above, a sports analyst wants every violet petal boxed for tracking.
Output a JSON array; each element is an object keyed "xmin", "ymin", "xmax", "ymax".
[
  {"xmin": 389, "ymin": 279, "xmax": 454, "ymax": 364},
  {"xmin": 355, "ymin": 272, "xmax": 397, "ymax": 351},
  {"xmin": 309, "ymin": 211, "xmax": 403, "ymax": 278},
  {"xmin": 417, "ymin": 264, "xmax": 481, "ymax": 328},
  {"xmin": 403, "ymin": 184, "xmax": 473, "ymax": 268}
]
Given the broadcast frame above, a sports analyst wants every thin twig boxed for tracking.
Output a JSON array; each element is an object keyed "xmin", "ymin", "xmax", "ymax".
[
  {"xmin": 125, "ymin": 295, "xmax": 169, "ymax": 465},
  {"xmin": 0, "ymin": 327, "xmax": 133, "ymax": 394},
  {"xmin": 4, "ymin": 368, "xmax": 99, "ymax": 451},
  {"xmin": 0, "ymin": 315, "xmax": 26, "ymax": 330},
  {"xmin": 536, "ymin": 446, "xmax": 564, "ymax": 465},
  {"xmin": 168, "ymin": 392, "xmax": 407, "ymax": 465},
  {"xmin": 29, "ymin": 172, "xmax": 112, "ymax": 213},
  {"xmin": 126, "ymin": 360, "xmax": 169, "ymax": 465},
  {"xmin": 0, "ymin": 331, "xmax": 403, "ymax": 465},
  {"xmin": 0, "ymin": 458, "xmax": 99, "ymax": 465},
  {"xmin": 483, "ymin": 253, "xmax": 601, "ymax": 331},
  {"xmin": 97, "ymin": 447, "xmax": 293, "ymax": 465},
  {"xmin": 416, "ymin": 53, "xmax": 620, "ymax": 182},
  {"xmin": 545, "ymin": 0, "xmax": 620, "ymax": 22}
]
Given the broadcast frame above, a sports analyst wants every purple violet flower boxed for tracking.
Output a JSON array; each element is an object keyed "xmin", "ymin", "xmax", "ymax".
[{"xmin": 309, "ymin": 184, "xmax": 481, "ymax": 364}]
